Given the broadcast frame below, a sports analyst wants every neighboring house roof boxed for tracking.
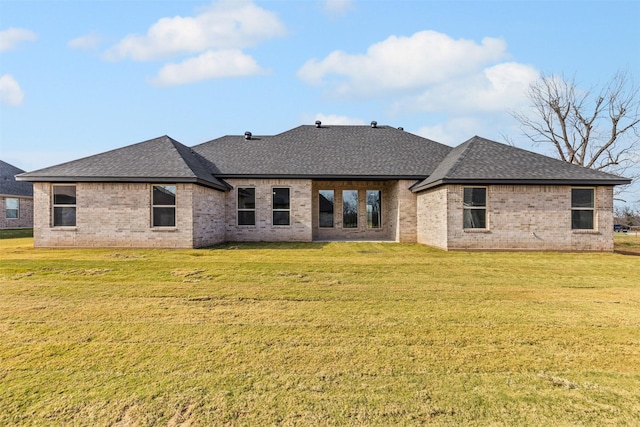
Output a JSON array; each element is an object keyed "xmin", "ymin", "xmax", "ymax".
[
  {"xmin": 16, "ymin": 136, "xmax": 230, "ymax": 190},
  {"xmin": 0, "ymin": 160, "xmax": 33, "ymax": 197},
  {"xmin": 410, "ymin": 136, "xmax": 631, "ymax": 192},
  {"xmin": 192, "ymin": 125, "xmax": 453, "ymax": 178}
]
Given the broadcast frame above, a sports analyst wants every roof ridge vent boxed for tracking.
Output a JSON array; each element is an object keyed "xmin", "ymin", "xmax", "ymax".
[
  {"xmin": 315, "ymin": 120, "xmax": 322, "ymax": 128},
  {"xmin": 244, "ymin": 131, "xmax": 252, "ymax": 140},
  {"xmin": 371, "ymin": 121, "xmax": 377, "ymax": 128}
]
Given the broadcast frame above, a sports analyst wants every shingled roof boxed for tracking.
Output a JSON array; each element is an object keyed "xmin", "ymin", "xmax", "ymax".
[
  {"xmin": 15, "ymin": 126, "xmax": 631, "ymax": 190},
  {"xmin": 192, "ymin": 125, "xmax": 453, "ymax": 178},
  {"xmin": 1, "ymin": 160, "xmax": 33, "ymax": 197},
  {"xmin": 16, "ymin": 136, "xmax": 229, "ymax": 191},
  {"xmin": 410, "ymin": 136, "xmax": 631, "ymax": 192}
]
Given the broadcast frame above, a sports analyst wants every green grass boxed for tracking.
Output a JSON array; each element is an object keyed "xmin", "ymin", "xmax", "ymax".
[
  {"xmin": 0, "ymin": 228, "xmax": 33, "ymax": 239},
  {"xmin": 1, "ymin": 238, "xmax": 639, "ymax": 426}
]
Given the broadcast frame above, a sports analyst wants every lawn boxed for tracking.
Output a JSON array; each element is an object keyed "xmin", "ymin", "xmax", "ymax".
[{"xmin": 1, "ymin": 237, "xmax": 639, "ymax": 426}]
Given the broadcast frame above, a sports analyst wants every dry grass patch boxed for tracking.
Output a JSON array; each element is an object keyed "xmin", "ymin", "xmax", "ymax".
[{"xmin": 1, "ymin": 238, "xmax": 639, "ymax": 425}]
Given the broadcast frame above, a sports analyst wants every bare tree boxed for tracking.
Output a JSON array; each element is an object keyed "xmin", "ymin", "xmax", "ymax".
[{"xmin": 511, "ymin": 70, "xmax": 640, "ymax": 181}]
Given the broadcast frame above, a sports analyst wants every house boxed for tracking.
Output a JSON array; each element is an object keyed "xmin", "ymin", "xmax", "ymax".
[
  {"xmin": 16, "ymin": 122, "xmax": 630, "ymax": 251},
  {"xmin": 1, "ymin": 160, "xmax": 34, "ymax": 229}
]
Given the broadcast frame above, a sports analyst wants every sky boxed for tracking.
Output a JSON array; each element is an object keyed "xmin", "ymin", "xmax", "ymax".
[{"xmin": 1, "ymin": 0, "xmax": 639, "ymax": 202}]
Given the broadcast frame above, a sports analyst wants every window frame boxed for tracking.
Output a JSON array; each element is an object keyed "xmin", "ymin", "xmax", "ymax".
[
  {"xmin": 272, "ymin": 187, "xmax": 291, "ymax": 226},
  {"xmin": 52, "ymin": 184, "xmax": 77, "ymax": 227},
  {"xmin": 151, "ymin": 185, "xmax": 177, "ymax": 228},
  {"xmin": 5, "ymin": 198, "xmax": 19, "ymax": 219},
  {"xmin": 342, "ymin": 189, "xmax": 358, "ymax": 229},
  {"xmin": 366, "ymin": 190, "xmax": 382, "ymax": 229},
  {"xmin": 571, "ymin": 187, "xmax": 595, "ymax": 230},
  {"xmin": 318, "ymin": 189, "xmax": 335, "ymax": 228},
  {"xmin": 237, "ymin": 187, "xmax": 256, "ymax": 226},
  {"xmin": 463, "ymin": 187, "xmax": 487, "ymax": 230}
]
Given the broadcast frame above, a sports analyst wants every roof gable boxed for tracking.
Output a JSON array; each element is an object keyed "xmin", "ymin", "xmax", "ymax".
[
  {"xmin": 411, "ymin": 136, "xmax": 631, "ymax": 192},
  {"xmin": 16, "ymin": 136, "xmax": 229, "ymax": 190},
  {"xmin": 192, "ymin": 125, "xmax": 453, "ymax": 177},
  {"xmin": 0, "ymin": 160, "xmax": 33, "ymax": 197}
]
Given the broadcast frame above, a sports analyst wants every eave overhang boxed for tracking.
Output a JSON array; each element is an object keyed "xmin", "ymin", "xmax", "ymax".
[
  {"xmin": 15, "ymin": 175, "xmax": 231, "ymax": 191},
  {"xmin": 410, "ymin": 177, "xmax": 633, "ymax": 193}
]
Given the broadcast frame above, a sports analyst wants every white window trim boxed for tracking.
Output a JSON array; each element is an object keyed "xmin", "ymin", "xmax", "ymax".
[
  {"xmin": 52, "ymin": 184, "xmax": 77, "ymax": 228},
  {"xmin": 6, "ymin": 198, "xmax": 19, "ymax": 220},
  {"xmin": 272, "ymin": 187, "xmax": 291, "ymax": 227},
  {"xmin": 151, "ymin": 185, "xmax": 177, "ymax": 228},
  {"xmin": 571, "ymin": 187, "xmax": 596, "ymax": 231},
  {"xmin": 237, "ymin": 187, "xmax": 256, "ymax": 227},
  {"xmin": 463, "ymin": 186, "xmax": 488, "ymax": 230}
]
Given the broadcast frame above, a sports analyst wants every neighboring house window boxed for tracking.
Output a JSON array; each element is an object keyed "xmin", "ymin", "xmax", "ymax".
[
  {"xmin": 366, "ymin": 190, "xmax": 382, "ymax": 229},
  {"xmin": 53, "ymin": 185, "xmax": 76, "ymax": 227},
  {"xmin": 319, "ymin": 190, "xmax": 334, "ymax": 228},
  {"xmin": 343, "ymin": 190, "xmax": 358, "ymax": 228},
  {"xmin": 237, "ymin": 187, "xmax": 256, "ymax": 226},
  {"xmin": 152, "ymin": 185, "xmax": 176, "ymax": 227},
  {"xmin": 571, "ymin": 188, "xmax": 595, "ymax": 230},
  {"xmin": 272, "ymin": 187, "xmax": 290, "ymax": 226},
  {"xmin": 6, "ymin": 198, "xmax": 19, "ymax": 219},
  {"xmin": 463, "ymin": 187, "xmax": 487, "ymax": 229}
]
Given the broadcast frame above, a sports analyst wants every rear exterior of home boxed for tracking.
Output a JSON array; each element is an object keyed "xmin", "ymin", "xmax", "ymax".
[
  {"xmin": 1, "ymin": 160, "xmax": 34, "ymax": 229},
  {"xmin": 17, "ymin": 123, "xmax": 630, "ymax": 251}
]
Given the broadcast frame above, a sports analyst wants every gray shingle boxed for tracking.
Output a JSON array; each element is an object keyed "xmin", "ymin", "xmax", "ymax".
[
  {"xmin": 411, "ymin": 136, "xmax": 631, "ymax": 192},
  {"xmin": 192, "ymin": 125, "xmax": 453, "ymax": 177},
  {"xmin": 16, "ymin": 136, "xmax": 229, "ymax": 190},
  {"xmin": 0, "ymin": 160, "xmax": 33, "ymax": 197}
]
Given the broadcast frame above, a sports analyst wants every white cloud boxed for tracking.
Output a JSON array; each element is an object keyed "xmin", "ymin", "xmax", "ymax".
[
  {"xmin": 324, "ymin": 0, "xmax": 353, "ymax": 17},
  {"xmin": 0, "ymin": 74, "xmax": 25, "ymax": 106},
  {"xmin": 395, "ymin": 62, "xmax": 540, "ymax": 114},
  {"xmin": 104, "ymin": 0, "xmax": 286, "ymax": 61},
  {"xmin": 414, "ymin": 117, "xmax": 486, "ymax": 146},
  {"xmin": 151, "ymin": 49, "xmax": 265, "ymax": 86},
  {"xmin": 68, "ymin": 32, "xmax": 103, "ymax": 50},
  {"xmin": 298, "ymin": 30, "xmax": 507, "ymax": 95},
  {"xmin": 311, "ymin": 113, "xmax": 366, "ymax": 125},
  {"xmin": 0, "ymin": 27, "xmax": 37, "ymax": 52}
]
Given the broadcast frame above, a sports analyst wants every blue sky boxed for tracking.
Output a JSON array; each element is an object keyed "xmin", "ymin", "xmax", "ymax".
[{"xmin": 1, "ymin": 0, "xmax": 639, "ymax": 200}]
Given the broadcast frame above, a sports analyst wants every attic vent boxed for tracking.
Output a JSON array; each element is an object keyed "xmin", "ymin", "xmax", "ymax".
[
  {"xmin": 315, "ymin": 120, "xmax": 322, "ymax": 128},
  {"xmin": 244, "ymin": 131, "xmax": 252, "ymax": 140},
  {"xmin": 371, "ymin": 121, "xmax": 377, "ymax": 128}
]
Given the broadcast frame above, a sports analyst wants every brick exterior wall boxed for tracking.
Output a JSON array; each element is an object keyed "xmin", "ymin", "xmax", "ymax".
[
  {"xmin": 32, "ymin": 182, "xmax": 225, "ymax": 248},
  {"xmin": 417, "ymin": 184, "xmax": 615, "ymax": 251},
  {"xmin": 1, "ymin": 195, "xmax": 33, "ymax": 229},
  {"xmin": 30, "ymin": 181, "xmax": 615, "ymax": 251},
  {"xmin": 416, "ymin": 187, "xmax": 448, "ymax": 249},
  {"xmin": 224, "ymin": 179, "xmax": 313, "ymax": 242}
]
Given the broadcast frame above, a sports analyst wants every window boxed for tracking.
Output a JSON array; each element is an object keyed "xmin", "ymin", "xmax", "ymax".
[
  {"xmin": 319, "ymin": 190, "xmax": 334, "ymax": 228},
  {"xmin": 343, "ymin": 190, "xmax": 358, "ymax": 228},
  {"xmin": 152, "ymin": 185, "xmax": 176, "ymax": 227},
  {"xmin": 237, "ymin": 187, "xmax": 256, "ymax": 226},
  {"xmin": 272, "ymin": 187, "xmax": 290, "ymax": 226},
  {"xmin": 6, "ymin": 198, "xmax": 19, "ymax": 219},
  {"xmin": 463, "ymin": 187, "xmax": 486, "ymax": 229},
  {"xmin": 571, "ymin": 188, "xmax": 594, "ymax": 230},
  {"xmin": 53, "ymin": 185, "xmax": 76, "ymax": 227},
  {"xmin": 366, "ymin": 190, "xmax": 382, "ymax": 229}
]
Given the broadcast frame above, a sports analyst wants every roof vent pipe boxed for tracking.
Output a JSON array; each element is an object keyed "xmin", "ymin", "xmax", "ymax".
[
  {"xmin": 398, "ymin": 127, "xmax": 404, "ymax": 131},
  {"xmin": 244, "ymin": 131, "xmax": 252, "ymax": 140},
  {"xmin": 315, "ymin": 120, "xmax": 322, "ymax": 128},
  {"xmin": 371, "ymin": 121, "xmax": 377, "ymax": 128}
]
